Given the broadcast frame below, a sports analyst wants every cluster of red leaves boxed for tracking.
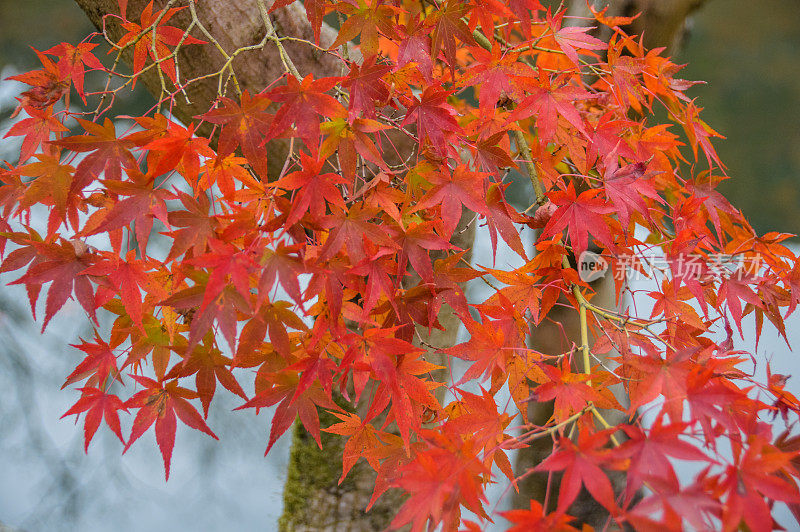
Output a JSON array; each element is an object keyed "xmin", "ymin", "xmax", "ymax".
[{"xmin": 2, "ymin": 0, "xmax": 800, "ymax": 530}]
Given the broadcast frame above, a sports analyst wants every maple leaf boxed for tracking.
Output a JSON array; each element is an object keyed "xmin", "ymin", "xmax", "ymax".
[
  {"xmin": 429, "ymin": 1, "xmax": 475, "ymax": 72},
  {"xmin": 164, "ymin": 190, "xmax": 219, "ymax": 261},
  {"xmin": 323, "ymin": 411, "xmax": 383, "ymax": 482},
  {"xmin": 590, "ymin": 4, "xmax": 639, "ymax": 27},
  {"xmin": 165, "ymin": 342, "xmax": 246, "ymax": 417},
  {"xmin": 52, "ymin": 117, "xmax": 138, "ymax": 188},
  {"xmin": 144, "ymin": 120, "xmax": 214, "ymax": 181},
  {"xmin": 271, "ymin": 151, "xmax": 347, "ymax": 227},
  {"xmin": 507, "ymin": 70, "xmax": 591, "ymax": 142},
  {"xmin": 349, "ymin": 250, "xmax": 400, "ymax": 319},
  {"xmin": 444, "ymin": 388, "xmax": 514, "ymax": 475},
  {"xmin": 533, "ymin": 359, "xmax": 619, "ymax": 422},
  {"xmin": 614, "ymin": 418, "xmax": 709, "ymax": 501},
  {"xmin": 391, "ymin": 220, "xmax": 452, "ymax": 283},
  {"xmin": 199, "ymin": 91, "xmax": 273, "ymax": 178},
  {"xmin": 61, "ymin": 387, "xmax": 127, "ymax": 451},
  {"xmin": 82, "ymin": 167, "xmax": 172, "ymax": 255},
  {"xmin": 10, "ymin": 238, "xmax": 97, "ymax": 330},
  {"xmin": 257, "ymin": 242, "xmax": 306, "ymax": 306},
  {"xmin": 680, "ymin": 100, "xmax": 725, "ymax": 170},
  {"xmin": 506, "ymin": 0, "xmax": 545, "ymax": 38},
  {"xmin": 124, "ymin": 375, "xmax": 218, "ymax": 480},
  {"xmin": 536, "ymin": 429, "xmax": 619, "ymax": 514},
  {"xmin": 318, "ymin": 203, "xmax": 395, "ymax": 263},
  {"xmin": 83, "ymin": 251, "xmax": 152, "ymax": 330},
  {"xmin": 471, "ymin": 130, "xmax": 516, "ymax": 174},
  {"xmin": 719, "ymin": 435, "xmax": 800, "ymax": 532},
  {"xmin": 330, "ymin": 0, "xmax": 399, "ymax": 58},
  {"xmin": 341, "ymin": 57, "xmax": 392, "ymax": 120},
  {"xmin": 44, "ymin": 42, "xmax": 104, "ymax": 103},
  {"xmin": 116, "ymin": 0, "xmax": 205, "ymax": 84},
  {"xmin": 267, "ymin": 74, "xmax": 344, "ymax": 151},
  {"xmin": 236, "ymin": 372, "xmax": 338, "ymax": 454},
  {"xmin": 601, "ymin": 155, "xmax": 663, "ymax": 228},
  {"xmin": 461, "ymin": 45, "xmax": 533, "ymax": 112},
  {"xmin": 4, "ymin": 106, "xmax": 68, "ymax": 163},
  {"xmin": 647, "ymin": 280, "xmax": 705, "ymax": 331},
  {"xmin": 539, "ymin": 182, "xmax": 615, "ymax": 258},
  {"xmin": 717, "ymin": 275, "xmax": 763, "ymax": 335},
  {"xmin": 415, "ymin": 165, "xmax": 488, "ymax": 238},
  {"xmin": 481, "ymin": 262, "xmax": 543, "ymax": 321},
  {"xmin": 397, "ymin": 16, "xmax": 434, "ymax": 80},
  {"xmin": 627, "ymin": 475, "xmax": 721, "ymax": 531},
  {"xmin": 621, "ymin": 348, "xmax": 694, "ymax": 417},
  {"xmin": 63, "ymin": 335, "xmax": 121, "ymax": 390},
  {"xmin": 160, "ymin": 282, "xmax": 249, "ymax": 353},
  {"xmin": 501, "ymin": 500, "xmax": 579, "ymax": 532},
  {"xmin": 391, "ymin": 438, "xmax": 489, "ymax": 532},
  {"xmin": 484, "ymin": 182, "xmax": 527, "ymax": 261},
  {"xmin": 6, "ymin": 48, "xmax": 69, "ymax": 113},
  {"xmin": 402, "ymin": 86, "xmax": 462, "ymax": 156},
  {"xmin": 17, "ymin": 155, "xmax": 83, "ymax": 235},
  {"xmin": 365, "ymin": 334, "xmax": 441, "ymax": 448},
  {"xmin": 446, "ymin": 315, "xmax": 515, "ymax": 385},
  {"xmin": 549, "ymin": 12, "xmax": 606, "ymax": 68},
  {"xmin": 320, "ymin": 107, "xmax": 389, "ymax": 180}
]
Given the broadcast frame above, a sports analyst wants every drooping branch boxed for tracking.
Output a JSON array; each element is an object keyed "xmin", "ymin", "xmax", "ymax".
[
  {"xmin": 70, "ymin": 2, "xmax": 471, "ymax": 530},
  {"xmin": 73, "ymin": 0, "xmax": 343, "ymax": 176},
  {"xmin": 514, "ymin": 0, "xmax": 710, "ymax": 526},
  {"xmin": 568, "ymin": 0, "xmax": 710, "ymax": 53}
]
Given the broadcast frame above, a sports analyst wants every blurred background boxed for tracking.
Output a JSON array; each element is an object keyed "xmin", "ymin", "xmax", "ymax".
[{"xmin": 0, "ymin": 0, "xmax": 798, "ymax": 530}]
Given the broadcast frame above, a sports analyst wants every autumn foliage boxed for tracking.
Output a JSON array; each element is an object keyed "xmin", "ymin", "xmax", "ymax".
[{"xmin": 3, "ymin": 0, "xmax": 800, "ymax": 530}]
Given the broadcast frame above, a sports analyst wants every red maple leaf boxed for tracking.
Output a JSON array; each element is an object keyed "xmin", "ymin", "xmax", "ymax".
[
  {"xmin": 539, "ymin": 182, "xmax": 615, "ymax": 258},
  {"xmin": 501, "ymin": 500, "xmax": 578, "ymax": 532},
  {"xmin": 4, "ymin": 106, "xmax": 68, "ymax": 163},
  {"xmin": 415, "ymin": 165, "xmax": 488, "ymax": 238},
  {"xmin": 52, "ymin": 117, "xmax": 138, "ymax": 188},
  {"xmin": 267, "ymin": 74, "xmax": 344, "ymax": 152},
  {"xmin": 61, "ymin": 387, "xmax": 127, "ymax": 451},
  {"xmin": 507, "ymin": 70, "xmax": 591, "ymax": 142},
  {"xmin": 236, "ymin": 371, "xmax": 338, "ymax": 454},
  {"xmin": 402, "ymin": 86, "xmax": 462, "ymax": 156},
  {"xmin": 44, "ymin": 42, "xmax": 104, "ymax": 103},
  {"xmin": 342, "ymin": 57, "xmax": 392, "ymax": 120},
  {"xmin": 549, "ymin": 12, "xmax": 607, "ymax": 68},
  {"xmin": 124, "ymin": 375, "xmax": 218, "ymax": 479},
  {"xmin": 536, "ymin": 429, "xmax": 619, "ymax": 514},
  {"xmin": 272, "ymin": 151, "xmax": 347, "ymax": 227},
  {"xmin": 10, "ymin": 238, "xmax": 97, "ymax": 329},
  {"xmin": 116, "ymin": 0, "xmax": 205, "ymax": 84},
  {"xmin": 199, "ymin": 91, "xmax": 274, "ymax": 178}
]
